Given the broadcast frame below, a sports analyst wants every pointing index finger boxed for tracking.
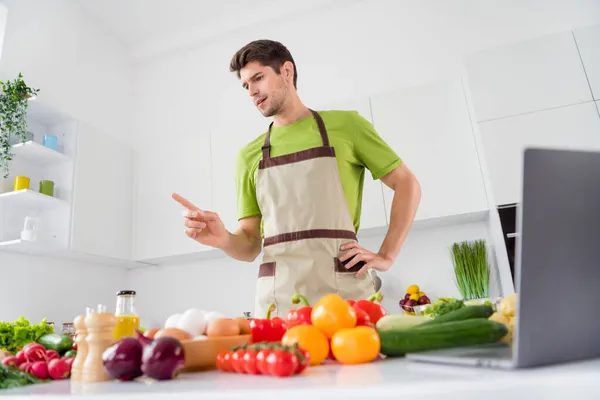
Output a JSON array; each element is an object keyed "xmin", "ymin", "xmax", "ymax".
[{"xmin": 172, "ymin": 192, "xmax": 200, "ymax": 211}]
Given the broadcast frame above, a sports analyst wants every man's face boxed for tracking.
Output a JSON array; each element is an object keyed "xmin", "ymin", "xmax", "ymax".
[{"xmin": 240, "ymin": 61, "xmax": 288, "ymax": 117}]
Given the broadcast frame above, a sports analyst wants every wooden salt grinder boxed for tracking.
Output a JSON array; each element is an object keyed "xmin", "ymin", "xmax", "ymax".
[
  {"xmin": 81, "ymin": 306, "xmax": 116, "ymax": 383},
  {"xmin": 70, "ymin": 312, "xmax": 89, "ymax": 381}
]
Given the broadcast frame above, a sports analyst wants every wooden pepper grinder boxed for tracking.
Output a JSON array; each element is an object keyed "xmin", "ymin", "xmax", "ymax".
[
  {"xmin": 82, "ymin": 305, "xmax": 116, "ymax": 383},
  {"xmin": 70, "ymin": 308, "xmax": 91, "ymax": 381}
]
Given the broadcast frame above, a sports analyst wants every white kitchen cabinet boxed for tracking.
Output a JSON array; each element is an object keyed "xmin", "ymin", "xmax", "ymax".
[
  {"xmin": 574, "ymin": 24, "xmax": 600, "ymax": 101},
  {"xmin": 319, "ymin": 97, "xmax": 388, "ymax": 232},
  {"xmin": 369, "ymin": 80, "xmax": 488, "ymax": 225},
  {"xmin": 480, "ymin": 102, "xmax": 600, "ymax": 206},
  {"xmin": 70, "ymin": 123, "xmax": 133, "ymax": 260},
  {"xmin": 133, "ymin": 133, "xmax": 212, "ymax": 262},
  {"xmin": 465, "ymin": 31, "xmax": 593, "ymax": 122}
]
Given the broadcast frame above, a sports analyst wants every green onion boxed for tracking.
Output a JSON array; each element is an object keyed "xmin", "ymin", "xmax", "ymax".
[{"xmin": 450, "ymin": 240, "xmax": 489, "ymax": 300}]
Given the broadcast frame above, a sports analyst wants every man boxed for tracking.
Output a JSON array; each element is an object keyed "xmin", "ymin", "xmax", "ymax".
[{"xmin": 173, "ymin": 39, "xmax": 421, "ymax": 318}]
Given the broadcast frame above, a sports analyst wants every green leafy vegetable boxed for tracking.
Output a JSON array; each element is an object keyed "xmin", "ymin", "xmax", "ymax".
[
  {"xmin": 451, "ymin": 240, "xmax": 489, "ymax": 300},
  {"xmin": 0, "ymin": 364, "xmax": 48, "ymax": 390},
  {"xmin": 423, "ymin": 297, "xmax": 465, "ymax": 319},
  {"xmin": 0, "ymin": 317, "xmax": 54, "ymax": 354}
]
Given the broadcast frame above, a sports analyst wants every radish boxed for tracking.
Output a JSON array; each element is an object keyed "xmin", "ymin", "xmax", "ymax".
[
  {"xmin": 30, "ymin": 361, "xmax": 49, "ymax": 380},
  {"xmin": 24, "ymin": 343, "xmax": 46, "ymax": 363},
  {"xmin": 19, "ymin": 362, "xmax": 33, "ymax": 373},
  {"xmin": 48, "ymin": 358, "xmax": 71, "ymax": 380},
  {"xmin": 45, "ymin": 350, "xmax": 60, "ymax": 361},
  {"xmin": 1, "ymin": 356, "xmax": 18, "ymax": 368},
  {"xmin": 15, "ymin": 350, "xmax": 27, "ymax": 365}
]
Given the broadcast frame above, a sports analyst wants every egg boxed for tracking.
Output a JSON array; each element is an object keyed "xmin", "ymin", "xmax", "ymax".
[
  {"xmin": 177, "ymin": 308, "xmax": 207, "ymax": 337},
  {"xmin": 203, "ymin": 311, "xmax": 225, "ymax": 333},
  {"xmin": 234, "ymin": 317, "xmax": 251, "ymax": 335},
  {"xmin": 154, "ymin": 327, "xmax": 192, "ymax": 341},
  {"xmin": 206, "ymin": 318, "xmax": 241, "ymax": 337},
  {"xmin": 164, "ymin": 313, "xmax": 181, "ymax": 329}
]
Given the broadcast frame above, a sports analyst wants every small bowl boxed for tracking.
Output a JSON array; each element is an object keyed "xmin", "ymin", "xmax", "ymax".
[{"xmin": 412, "ymin": 304, "xmax": 433, "ymax": 316}]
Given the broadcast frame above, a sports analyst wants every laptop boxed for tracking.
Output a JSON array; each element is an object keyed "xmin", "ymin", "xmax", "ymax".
[{"xmin": 406, "ymin": 148, "xmax": 600, "ymax": 368}]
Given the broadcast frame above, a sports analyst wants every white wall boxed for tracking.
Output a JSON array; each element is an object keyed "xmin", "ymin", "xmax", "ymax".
[
  {"xmin": 129, "ymin": 0, "xmax": 600, "ymax": 324},
  {"xmin": 0, "ymin": 252, "xmax": 126, "ymax": 325},
  {"xmin": 0, "ymin": 0, "xmax": 131, "ymax": 325}
]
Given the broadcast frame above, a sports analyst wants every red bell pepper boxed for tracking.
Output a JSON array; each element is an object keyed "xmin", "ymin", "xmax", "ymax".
[
  {"xmin": 352, "ymin": 292, "xmax": 387, "ymax": 325},
  {"xmin": 249, "ymin": 303, "xmax": 287, "ymax": 344},
  {"xmin": 285, "ymin": 294, "xmax": 312, "ymax": 328}
]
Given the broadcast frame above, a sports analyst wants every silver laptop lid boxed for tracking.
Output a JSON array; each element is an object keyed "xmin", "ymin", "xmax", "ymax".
[{"xmin": 514, "ymin": 148, "xmax": 600, "ymax": 368}]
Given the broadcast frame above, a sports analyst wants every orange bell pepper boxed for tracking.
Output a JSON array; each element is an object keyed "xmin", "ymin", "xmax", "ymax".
[
  {"xmin": 281, "ymin": 325, "xmax": 329, "ymax": 366},
  {"xmin": 310, "ymin": 294, "xmax": 357, "ymax": 338},
  {"xmin": 330, "ymin": 326, "xmax": 381, "ymax": 365}
]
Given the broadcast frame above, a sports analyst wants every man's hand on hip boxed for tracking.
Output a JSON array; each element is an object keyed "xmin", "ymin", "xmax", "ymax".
[
  {"xmin": 172, "ymin": 192, "xmax": 228, "ymax": 249},
  {"xmin": 339, "ymin": 242, "xmax": 394, "ymax": 278}
]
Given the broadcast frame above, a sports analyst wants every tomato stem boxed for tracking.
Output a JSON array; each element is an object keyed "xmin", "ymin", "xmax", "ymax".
[
  {"xmin": 368, "ymin": 292, "xmax": 383, "ymax": 303},
  {"xmin": 291, "ymin": 294, "xmax": 310, "ymax": 306},
  {"xmin": 266, "ymin": 303, "xmax": 276, "ymax": 319}
]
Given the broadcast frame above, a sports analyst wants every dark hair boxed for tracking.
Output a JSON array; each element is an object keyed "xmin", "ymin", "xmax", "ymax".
[{"xmin": 230, "ymin": 39, "xmax": 297, "ymax": 88}]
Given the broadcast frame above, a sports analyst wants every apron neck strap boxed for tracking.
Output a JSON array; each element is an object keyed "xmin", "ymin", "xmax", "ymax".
[{"xmin": 262, "ymin": 109, "xmax": 330, "ymax": 159}]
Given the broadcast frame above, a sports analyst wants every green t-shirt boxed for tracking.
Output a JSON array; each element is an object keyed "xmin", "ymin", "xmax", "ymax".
[{"xmin": 235, "ymin": 110, "xmax": 402, "ymax": 234}]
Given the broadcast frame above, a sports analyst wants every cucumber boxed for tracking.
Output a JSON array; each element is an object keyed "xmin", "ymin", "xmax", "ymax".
[
  {"xmin": 38, "ymin": 333, "xmax": 73, "ymax": 355},
  {"xmin": 378, "ymin": 318, "xmax": 508, "ymax": 357},
  {"xmin": 63, "ymin": 349, "xmax": 77, "ymax": 358},
  {"xmin": 420, "ymin": 305, "xmax": 494, "ymax": 326}
]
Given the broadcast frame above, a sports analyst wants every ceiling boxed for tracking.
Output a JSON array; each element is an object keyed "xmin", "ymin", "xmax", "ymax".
[{"xmin": 78, "ymin": 0, "xmax": 351, "ymax": 58}]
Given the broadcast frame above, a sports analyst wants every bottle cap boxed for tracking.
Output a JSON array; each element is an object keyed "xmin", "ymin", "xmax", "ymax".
[{"xmin": 117, "ymin": 290, "xmax": 136, "ymax": 296}]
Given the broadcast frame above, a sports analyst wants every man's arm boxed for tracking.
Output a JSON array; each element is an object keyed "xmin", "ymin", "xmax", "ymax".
[
  {"xmin": 219, "ymin": 216, "xmax": 263, "ymax": 262},
  {"xmin": 173, "ymin": 193, "xmax": 262, "ymax": 262},
  {"xmin": 339, "ymin": 163, "xmax": 420, "ymax": 276},
  {"xmin": 378, "ymin": 163, "xmax": 421, "ymax": 262}
]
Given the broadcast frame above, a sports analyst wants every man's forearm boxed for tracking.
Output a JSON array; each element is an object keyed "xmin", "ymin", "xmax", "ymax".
[
  {"xmin": 219, "ymin": 229, "xmax": 262, "ymax": 262},
  {"xmin": 378, "ymin": 178, "xmax": 421, "ymax": 262}
]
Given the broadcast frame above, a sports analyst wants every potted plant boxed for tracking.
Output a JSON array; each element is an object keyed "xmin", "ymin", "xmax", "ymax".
[{"xmin": 0, "ymin": 73, "xmax": 40, "ymax": 180}]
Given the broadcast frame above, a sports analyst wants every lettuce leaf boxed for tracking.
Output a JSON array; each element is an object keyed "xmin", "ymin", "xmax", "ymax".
[{"xmin": 0, "ymin": 317, "xmax": 55, "ymax": 354}]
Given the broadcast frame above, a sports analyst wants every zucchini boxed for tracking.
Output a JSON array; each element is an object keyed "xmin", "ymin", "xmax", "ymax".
[
  {"xmin": 420, "ymin": 305, "xmax": 494, "ymax": 326},
  {"xmin": 378, "ymin": 318, "xmax": 508, "ymax": 357},
  {"xmin": 38, "ymin": 334, "xmax": 73, "ymax": 355},
  {"xmin": 375, "ymin": 314, "xmax": 428, "ymax": 332}
]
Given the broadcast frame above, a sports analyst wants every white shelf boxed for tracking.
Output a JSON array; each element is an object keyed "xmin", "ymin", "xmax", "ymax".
[
  {"xmin": 0, "ymin": 189, "xmax": 68, "ymax": 210},
  {"xmin": 11, "ymin": 141, "xmax": 70, "ymax": 166},
  {"xmin": 0, "ymin": 239, "xmax": 62, "ymax": 255}
]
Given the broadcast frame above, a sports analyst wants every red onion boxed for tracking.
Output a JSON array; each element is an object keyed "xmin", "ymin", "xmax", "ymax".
[
  {"xmin": 141, "ymin": 337, "xmax": 185, "ymax": 380},
  {"xmin": 102, "ymin": 337, "xmax": 143, "ymax": 381}
]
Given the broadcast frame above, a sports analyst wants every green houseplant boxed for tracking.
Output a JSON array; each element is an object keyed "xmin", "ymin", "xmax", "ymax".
[
  {"xmin": 0, "ymin": 73, "xmax": 40, "ymax": 178},
  {"xmin": 450, "ymin": 239, "xmax": 490, "ymax": 300}
]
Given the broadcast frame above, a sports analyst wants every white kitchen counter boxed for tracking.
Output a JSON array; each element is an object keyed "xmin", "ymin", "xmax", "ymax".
[{"xmin": 3, "ymin": 357, "xmax": 600, "ymax": 399}]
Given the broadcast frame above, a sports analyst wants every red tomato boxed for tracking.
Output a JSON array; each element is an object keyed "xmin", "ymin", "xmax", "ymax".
[
  {"xmin": 242, "ymin": 349, "xmax": 260, "ymax": 375},
  {"xmin": 255, "ymin": 348, "xmax": 271, "ymax": 375},
  {"xmin": 222, "ymin": 351, "xmax": 233, "ymax": 372},
  {"xmin": 216, "ymin": 350, "xmax": 228, "ymax": 372},
  {"xmin": 295, "ymin": 347, "xmax": 310, "ymax": 374},
  {"xmin": 230, "ymin": 349, "xmax": 246, "ymax": 373},
  {"xmin": 266, "ymin": 349, "xmax": 298, "ymax": 377}
]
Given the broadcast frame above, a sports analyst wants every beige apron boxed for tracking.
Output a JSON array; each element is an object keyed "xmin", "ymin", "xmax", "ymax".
[{"xmin": 254, "ymin": 110, "xmax": 375, "ymax": 318}]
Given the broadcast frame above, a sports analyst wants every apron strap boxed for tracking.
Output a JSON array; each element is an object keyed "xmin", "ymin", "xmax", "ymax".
[{"xmin": 261, "ymin": 109, "xmax": 330, "ymax": 160}]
